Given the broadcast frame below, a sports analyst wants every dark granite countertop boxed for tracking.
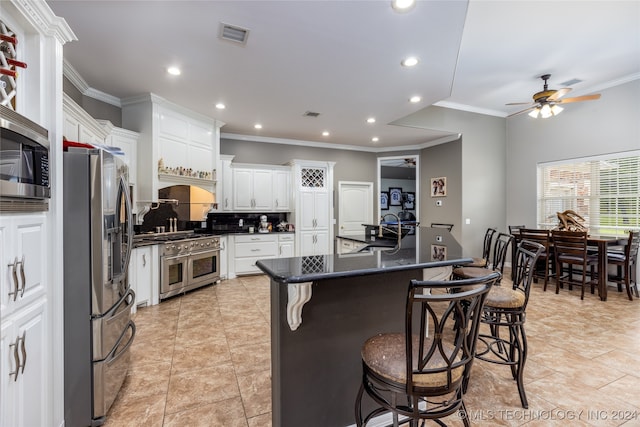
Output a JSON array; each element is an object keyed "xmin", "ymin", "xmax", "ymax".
[{"xmin": 257, "ymin": 227, "xmax": 471, "ymax": 283}]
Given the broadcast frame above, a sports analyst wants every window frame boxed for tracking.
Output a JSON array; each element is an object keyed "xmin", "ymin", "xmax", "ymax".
[{"xmin": 537, "ymin": 151, "xmax": 640, "ymax": 236}]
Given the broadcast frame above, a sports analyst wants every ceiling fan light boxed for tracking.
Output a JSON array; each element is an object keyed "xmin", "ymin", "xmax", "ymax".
[
  {"xmin": 551, "ymin": 105, "xmax": 564, "ymax": 116},
  {"xmin": 540, "ymin": 104, "xmax": 553, "ymax": 119},
  {"xmin": 528, "ymin": 108, "xmax": 540, "ymax": 118}
]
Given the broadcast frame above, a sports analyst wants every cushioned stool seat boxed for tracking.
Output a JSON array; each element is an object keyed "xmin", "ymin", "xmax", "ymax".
[
  {"xmin": 484, "ymin": 284, "xmax": 526, "ymax": 309},
  {"xmin": 361, "ymin": 333, "xmax": 463, "ymax": 388}
]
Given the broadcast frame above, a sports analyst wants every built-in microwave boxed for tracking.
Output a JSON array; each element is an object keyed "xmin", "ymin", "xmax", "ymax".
[{"xmin": 0, "ymin": 104, "xmax": 50, "ymax": 212}]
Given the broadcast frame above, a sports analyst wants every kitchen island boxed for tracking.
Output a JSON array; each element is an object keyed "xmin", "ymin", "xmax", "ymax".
[{"xmin": 256, "ymin": 227, "xmax": 471, "ymax": 427}]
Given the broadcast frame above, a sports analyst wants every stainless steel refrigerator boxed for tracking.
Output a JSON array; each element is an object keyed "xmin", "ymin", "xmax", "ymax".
[{"xmin": 63, "ymin": 147, "xmax": 136, "ymax": 426}]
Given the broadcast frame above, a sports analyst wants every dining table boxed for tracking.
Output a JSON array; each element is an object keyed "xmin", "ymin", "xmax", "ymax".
[{"xmin": 587, "ymin": 234, "xmax": 626, "ymax": 301}]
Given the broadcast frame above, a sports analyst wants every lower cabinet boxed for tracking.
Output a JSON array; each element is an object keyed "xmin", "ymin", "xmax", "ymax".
[
  {"xmin": 300, "ymin": 231, "xmax": 330, "ymax": 256},
  {"xmin": 234, "ymin": 234, "xmax": 278, "ymax": 275},
  {"xmin": 278, "ymin": 233, "xmax": 295, "ymax": 257},
  {"xmin": 0, "ymin": 299, "xmax": 48, "ymax": 427},
  {"xmin": 128, "ymin": 245, "xmax": 159, "ymax": 312},
  {"xmin": 336, "ymin": 237, "xmax": 367, "ymax": 254}
]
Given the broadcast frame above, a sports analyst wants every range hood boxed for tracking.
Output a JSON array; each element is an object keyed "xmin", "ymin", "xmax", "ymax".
[{"xmin": 158, "ymin": 185, "xmax": 215, "ymax": 221}]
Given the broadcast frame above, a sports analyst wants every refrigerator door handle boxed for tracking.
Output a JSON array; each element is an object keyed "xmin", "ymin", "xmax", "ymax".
[
  {"xmin": 93, "ymin": 287, "xmax": 135, "ymax": 320},
  {"xmin": 104, "ymin": 320, "xmax": 136, "ymax": 367},
  {"xmin": 120, "ymin": 175, "xmax": 134, "ymax": 279}
]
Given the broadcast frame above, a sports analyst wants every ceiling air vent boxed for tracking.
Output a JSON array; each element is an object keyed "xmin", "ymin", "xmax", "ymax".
[
  {"xmin": 560, "ymin": 78, "xmax": 583, "ymax": 87},
  {"xmin": 303, "ymin": 111, "xmax": 321, "ymax": 117},
  {"xmin": 219, "ymin": 23, "xmax": 250, "ymax": 45}
]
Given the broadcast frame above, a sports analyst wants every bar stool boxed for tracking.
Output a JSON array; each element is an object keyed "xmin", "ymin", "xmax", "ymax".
[
  {"xmin": 607, "ymin": 230, "xmax": 639, "ymax": 300},
  {"xmin": 467, "ymin": 227, "xmax": 497, "ymax": 268},
  {"xmin": 355, "ymin": 273, "xmax": 500, "ymax": 427},
  {"xmin": 474, "ymin": 240, "xmax": 543, "ymax": 409},
  {"xmin": 453, "ymin": 232, "xmax": 513, "ymax": 281}
]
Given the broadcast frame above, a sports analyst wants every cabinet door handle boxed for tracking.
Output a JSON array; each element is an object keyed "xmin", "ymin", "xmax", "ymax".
[
  {"xmin": 19, "ymin": 331, "xmax": 26, "ymax": 374},
  {"xmin": 9, "ymin": 336, "xmax": 20, "ymax": 381},
  {"xmin": 251, "ymin": 248, "xmax": 261, "ymax": 252},
  {"xmin": 18, "ymin": 255, "xmax": 25, "ymax": 297},
  {"xmin": 225, "ymin": 198, "xmax": 229, "ymax": 208},
  {"xmin": 142, "ymin": 254, "xmax": 147, "ymax": 267},
  {"xmin": 275, "ymin": 199, "xmax": 279, "ymax": 208},
  {"xmin": 8, "ymin": 257, "xmax": 19, "ymax": 301}
]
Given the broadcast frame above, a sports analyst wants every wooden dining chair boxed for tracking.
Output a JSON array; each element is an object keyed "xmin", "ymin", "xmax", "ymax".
[
  {"xmin": 551, "ymin": 230, "xmax": 598, "ymax": 300},
  {"xmin": 607, "ymin": 230, "xmax": 639, "ymax": 300},
  {"xmin": 518, "ymin": 228, "xmax": 553, "ymax": 290}
]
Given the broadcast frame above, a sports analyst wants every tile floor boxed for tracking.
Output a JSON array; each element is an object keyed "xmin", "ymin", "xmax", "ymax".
[{"xmin": 105, "ymin": 274, "xmax": 640, "ymax": 427}]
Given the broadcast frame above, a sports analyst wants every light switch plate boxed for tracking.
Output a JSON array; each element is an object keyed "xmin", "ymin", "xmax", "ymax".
[
  {"xmin": 436, "ymin": 235, "xmax": 443, "ymax": 242},
  {"xmin": 436, "ymin": 200, "xmax": 443, "ymax": 206}
]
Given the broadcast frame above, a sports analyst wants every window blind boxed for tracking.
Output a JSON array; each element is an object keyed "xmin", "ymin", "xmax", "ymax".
[{"xmin": 537, "ymin": 152, "xmax": 640, "ymax": 235}]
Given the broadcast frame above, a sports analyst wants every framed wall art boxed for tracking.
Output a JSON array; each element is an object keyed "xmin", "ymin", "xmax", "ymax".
[
  {"xmin": 380, "ymin": 191, "xmax": 389, "ymax": 210},
  {"xmin": 389, "ymin": 187, "xmax": 402, "ymax": 206},
  {"xmin": 430, "ymin": 177, "xmax": 447, "ymax": 197},
  {"xmin": 403, "ymin": 192, "xmax": 415, "ymax": 210},
  {"xmin": 431, "ymin": 244, "xmax": 447, "ymax": 261}
]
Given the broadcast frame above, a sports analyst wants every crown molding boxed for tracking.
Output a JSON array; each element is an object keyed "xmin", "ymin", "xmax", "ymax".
[
  {"xmin": 85, "ymin": 87, "xmax": 122, "ymax": 108},
  {"xmin": 63, "ymin": 60, "xmax": 89, "ymax": 93},
  {"xmin": 11, "ymin": 0, "xmax": 76, "ymax": 44},
  {"xmin": 221, "ymin": 132, "xmax": 460, "ymax": 153}
]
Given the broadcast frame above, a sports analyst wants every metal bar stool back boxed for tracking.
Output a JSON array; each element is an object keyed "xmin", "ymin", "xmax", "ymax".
[
  {"xmin": 475, "ymin": 240, "xmax": 544, "ymax": 409},
  {"xmin": 355, "ymin": 272, "xmax": 500, "ymax": 427}
]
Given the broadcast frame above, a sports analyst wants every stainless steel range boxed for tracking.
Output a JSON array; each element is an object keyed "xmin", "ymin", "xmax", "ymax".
[{"xmin": 160, "ymin": 235, "xmax": 221, "ymax": 300}]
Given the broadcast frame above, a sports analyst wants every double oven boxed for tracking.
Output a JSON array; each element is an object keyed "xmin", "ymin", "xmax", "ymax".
[{"xmin": 160, "ymin": 235, "xmax": 221, "ymax": 300}]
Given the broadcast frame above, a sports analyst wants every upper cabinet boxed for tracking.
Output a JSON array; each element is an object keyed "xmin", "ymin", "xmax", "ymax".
[
  {"xmin": 121, "ymin": 94, "xmax": 224, "ymax": 204},
  {"xmin": 99, "ymin": 120, "xmax": 139, "ymax": 186},
  {"xmin": 228, "ymin": 163, "xmax": 291, "ymax": 212},
  {"xmin": 63, "ymin": 94, "xmax": 108, "ymax": 145}
]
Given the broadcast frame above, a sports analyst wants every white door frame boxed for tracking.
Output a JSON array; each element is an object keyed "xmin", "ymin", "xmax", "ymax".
[
  {"xmin": 377, "ymin": 155, "xmax": 420, "ymax": 221},
  {"xmin": 338, "ymin": 181, "xmax": 374, "ymax": 236}
]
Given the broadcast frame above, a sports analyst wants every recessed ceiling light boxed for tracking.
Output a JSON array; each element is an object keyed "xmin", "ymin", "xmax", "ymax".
[
  {"xmin": 401, "ymin": 57, "xmax": 419, "ymax": 67},
  {"xmin": 409, "ymin": 96, "xmax": 422, "ymax": 103},
  {"xmin": 215, "ymin": 103, "xmax": 226, "ymax": 110},
  {"xmin": 254, "ymin": 124, "xmax": 262, "ymax": 129},
  {"xmin": 391, "ymin": 0, "xmax": 416, "ymax": 12},
  {"xmin": 366, "ymin": 117, "xmax": 376, "ymax": 124},
  {"xmin": 322, "ymin": 131, "xmax": 330, "ymax": 137},
  {"xmin": 372, "ymin": 137, "xmax": 379, "ymax": 143},
  {"xmin": 167, "ymin": 66, "xmax": 181, "ymax": 76}
]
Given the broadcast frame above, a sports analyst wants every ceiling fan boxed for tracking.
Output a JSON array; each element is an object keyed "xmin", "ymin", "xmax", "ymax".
[{"xmin": 507, "ymin": 74, "xmax": 601, "ymax": 118}]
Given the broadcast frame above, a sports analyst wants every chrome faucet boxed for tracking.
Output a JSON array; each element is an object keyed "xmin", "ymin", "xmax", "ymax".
[{"xmin": 379, "ymin": 213, "xmax": 402, "ymax": 246}]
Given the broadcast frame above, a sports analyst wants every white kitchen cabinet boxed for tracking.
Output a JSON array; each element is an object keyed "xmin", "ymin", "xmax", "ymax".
[
  {"xmin": 336, "ymin": 237, "xmax": 367, "ymax": 254},
  {"xmin": 278, "ymin": 233, "xmax": 295, "ymax": 257},
  {"xmin": 219, "ymin": 235, "xmax": 228, "ymax": 279},
  {"xmin": 0, "ymin": 215, "xmax": 47, "ymax": 319},
  {"xmin": 0, "ymin": 299, "xmax": 48, "ymax": 427},
  {"xmin": 234, "ymin": 234, "xmax": 278, "ymax": 275},
  {"xmin": 273, "ymin": 168, "xmax": 291, "ymax": 211},
  {"xmin": 122, "ymin": 94, "xmax": 223, "ymax": 204},
  {"xmin": 63, "ymin": 94, "xmax": 108, "ymax": 146},
  {"xmin": 100, "ymin": 121, "xmax": 139, "ymax": 186},
  {"xmin": 0, "ymin": 214, "xmax": 49, "ymax": 427},
  {"xmin": 219, "ymin": 155, "xmax": 235, "ymax": 211},
  {"xmin": 233, "ymin": 167, "xmax": 273, "ymax": 211},
  {"xmin": 129, "ymin": 246, "xmax": 154, "ymax": 311},
  {"xmin": 292, "ymin": 160, "xmax": 334, "ymax": 256}
]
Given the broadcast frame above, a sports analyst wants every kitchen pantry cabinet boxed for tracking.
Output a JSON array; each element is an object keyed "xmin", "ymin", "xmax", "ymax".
[
  {"xmin": 291, "ymin": 160, "xmax": 335, "ymax": 256},
  {"xmin": 0, "ymin": 214, "xmax": 49, "ymax": 427},
  {"xmin": 100, "ymin": 120, "xmax": 140, "ymax": 186}
]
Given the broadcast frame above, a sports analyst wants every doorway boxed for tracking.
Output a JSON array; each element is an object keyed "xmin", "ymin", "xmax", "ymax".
[
  {"xmin": 377, "ymin": 155, "xmax": 419, "ymax": 223},
  {"xmin": 338, "ymin": 181, "xmax": 374, "ymax": 235}
]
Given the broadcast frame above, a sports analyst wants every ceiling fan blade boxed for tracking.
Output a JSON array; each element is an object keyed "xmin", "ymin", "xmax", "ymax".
[
  {"xmin": 507, "ymin": 106, "xmax": 536, "ymax": 117},
  {"xmin": 547, "ymin": 87, "xmax": 572, "ymax": 101},
  {"xmin": 557, "ymin": 94, "xmax": 602, "ymax": 104},
  {"xmin": 506, "ymin": 102, "xmax": 532, "ymax": 106}
]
